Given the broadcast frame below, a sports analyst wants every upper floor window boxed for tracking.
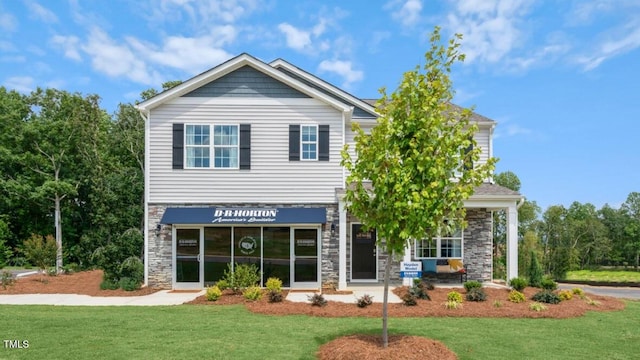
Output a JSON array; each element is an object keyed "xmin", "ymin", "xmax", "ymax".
[
  {"xmin": 414, "ymin": 227, "xmax": 463, "ymax": 259},
  {"xmin": 185, "ymin": 124, "xmax": 238, "ymax": 169},
  {"xmin": 301, "ymin": 125, "xmax": 318, "ymax": 160}
]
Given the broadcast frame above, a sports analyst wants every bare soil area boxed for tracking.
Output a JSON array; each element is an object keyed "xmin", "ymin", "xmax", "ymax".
[{"xmin": 0, "ymin": 271, "xmax": 626, "ymax": 359}]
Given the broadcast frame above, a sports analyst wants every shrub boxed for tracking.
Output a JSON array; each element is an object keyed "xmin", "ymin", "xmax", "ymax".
[
  {"xmin": 268, "ymin": 290, "xmax": 284, "ymax": 303},
  {"xmin": 443, "ymin": 300, "xmax": 463, "ymax": 309},
  {"xmin": 356, "ymin": 294, "xmax": 374, "ymax": 308},
  {"xmin": 508, "ymin": 290, "xmax": 526, "ymax": 303},
  {"xmin": 558, "ymin": 290, "xmax": 573, "ymax": 301},
  {"xmin": 1, "ymin": 270, "xmax": 15, "ymax": 289},
  {"xmin": 572, "ymin": 287, "xmax": 585, "ymax": 296},
  {"xmin": 493, "ymin": 300, "xmax": 503, "ymax": 308},
  {"xmin": 61, "ymin": 263, "xmax": 79, "ymax": 274},
  {"xmin": 206, "ymin": 285, "xmax": 222, "ymax": 301},
  {"xmin": 216, "ymin": 279, "xmax": 230, "ymax": 291},
  {"xmin": 509, "ymin": 277, "xmax": 528, "ymax": 292},
  {"xmin": 119, "ymin": 257, "xmax": 144, "ymax": 286},
  {"xmin": 463, "ymin": 280, "xmax": 482, "ymax": 292},
  {"xmin": 527, "ymin": 251, "xmax": 543, "ymax": 288},
  {"xmin": 22, "ymin": 234, "xmax": 57, "ymax": 272},
  {"xmin": 541, "ymin": 278, "xmax": 558, "ymax": 291},
  {"xmin": 402, "ymin": 292, "xmax": 417, "ymax": 306},
  {"xmin": 423, "ymin": 281, "xmax": 435, "ymax": 290},
  {"xmin": 119, "ymin": 277, "xmax": 140, "ymax": 291},
  {"xmin": 47, "ymin": 267, "xmax": 58, "ymax": 276},
  {"xmin": 308, "ymin": 293, "xmax": 327, "ymax": 307},
  {"xmin": 446, "ymin": 291, "xmax": 463, "ymax": 303},
  {"xmin": 466, "ymin": 288, "xmax": 487, "ymax": 302},
  {"xmin": 409, "ymin": 281, "xmax": 431, "ymax": 300},
  {"xmin": 90, "ymin": 228, "xmax": 143, "ymax": 284},
  {"xmin": 100, "ymin": 278, "xmax": 119, "ymax": 290},
  {"xmin": 220, "ymin": 263, "xmax": 260, "ymax": 294},
  {"xmin": 584, "ymin": 297, "xmax": 600, "ymax": 306},
  {"xmin": 243, "ymin": 286, "xmax": 263, "ymax": 301},
  {"xmin": 265, "ymin": 277, "xmax": 283, "ymax": 292},
  {"xmin": 529, "ymin": 302, "xmax": 547, "ymax": 312},
  {"xmin": 532, "ymin": 290, "xmax": 561, "ymax": 304}
]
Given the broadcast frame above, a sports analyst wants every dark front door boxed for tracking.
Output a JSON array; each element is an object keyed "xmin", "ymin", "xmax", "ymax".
[{"xmin": 351, "ymin": 224, "xmax": 377, "ymax": 280}]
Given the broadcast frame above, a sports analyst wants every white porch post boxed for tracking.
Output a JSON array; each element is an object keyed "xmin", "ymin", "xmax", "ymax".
[
  {"xmin": 402, "ymin": 242, "xmax": 413, "ymax": 286},
  {"xmin": 338, "ymin": 199, "xmax": 348, "ymax": 290},
  {"xmin": 506, "ymin": 203, "xmax": 519, "ymax": 281}
]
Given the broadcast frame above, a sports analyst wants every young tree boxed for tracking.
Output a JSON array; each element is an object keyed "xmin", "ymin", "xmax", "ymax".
[{"xmin": 341, "ymin": 27, "xmax": 496, "ymax": 347}]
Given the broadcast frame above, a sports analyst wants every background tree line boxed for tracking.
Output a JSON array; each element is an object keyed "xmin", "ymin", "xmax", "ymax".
[{"xmin": 493, "ymin": 171, "xmax": 640, "ymax": 280}]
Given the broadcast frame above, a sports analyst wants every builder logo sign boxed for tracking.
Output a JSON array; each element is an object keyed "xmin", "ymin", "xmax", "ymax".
[
  {"xmin": 212, "ymin": 208, "xmax": 278, "ymax": 223},
  {"xmin": 238, "ymin": 236, "xmax": 257, "ymax": 255}
]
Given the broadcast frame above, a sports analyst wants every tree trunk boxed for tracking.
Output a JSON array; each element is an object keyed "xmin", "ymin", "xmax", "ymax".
[
  {"xmin": 55, "ymin": 195, "xmax": 63, "ymax": 272},
  {"xmin": 382, "ymin": 250, "xmax": 392, "ymax": 348}
]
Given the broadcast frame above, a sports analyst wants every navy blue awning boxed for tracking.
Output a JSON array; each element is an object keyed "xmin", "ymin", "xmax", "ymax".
[{"xmin": 160, "ymin": 207, "xmax": 326, "ymax": 225}]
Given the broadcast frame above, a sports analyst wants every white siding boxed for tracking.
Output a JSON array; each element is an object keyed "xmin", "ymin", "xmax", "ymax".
[{"xmin": 148, "ymin": 98, "xmax": 344, "ymax": 204}]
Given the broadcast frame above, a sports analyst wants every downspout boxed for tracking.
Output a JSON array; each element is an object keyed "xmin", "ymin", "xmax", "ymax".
[{"xmin": 138, "ymin": 108, "xmax": 151, "ymax": 288}]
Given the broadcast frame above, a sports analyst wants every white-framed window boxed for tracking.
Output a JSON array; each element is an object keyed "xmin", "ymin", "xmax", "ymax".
[
  {"xmin": 414, "ymin": 227, "xmax": 463, "ymax": 259},
  {"xmin": 300, "ymin": 125, "xmax": 317, "ymax": 160},
  {"xmin": 185, "ymin": 124, "xmax": 238, "ymax": 169}
]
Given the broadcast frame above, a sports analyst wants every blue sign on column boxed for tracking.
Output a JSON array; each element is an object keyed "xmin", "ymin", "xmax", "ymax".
[{"xmin": 400, "ymin": 271, "xmax": 422, "ymax": 278}]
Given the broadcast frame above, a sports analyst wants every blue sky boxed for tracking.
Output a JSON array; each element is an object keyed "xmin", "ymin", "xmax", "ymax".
[{"xmin": 1, "ymin": 0, "xmax": 638, "ymax": 212}]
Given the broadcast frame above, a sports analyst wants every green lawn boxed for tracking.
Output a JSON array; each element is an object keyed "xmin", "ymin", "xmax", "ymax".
[
  {"xmin": 1, "ymin": 302, "xmax": 639, "ymax": 359},
  {"xmin": 566, "ymin": 270, "xmax": 640, "ymax": 283}
]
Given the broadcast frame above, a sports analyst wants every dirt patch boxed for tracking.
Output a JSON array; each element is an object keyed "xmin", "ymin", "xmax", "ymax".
[
  {"xmin": 0, "ymin": 270, "xmax": 160, "ymax": 296},
  {"xmin": 317, "ymin": 334, "xmax": 457, "ymax": 360}
]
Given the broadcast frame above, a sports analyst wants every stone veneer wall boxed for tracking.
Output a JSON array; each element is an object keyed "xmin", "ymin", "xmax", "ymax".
[
  {"xmin": 463, "ymin": 208, "xmax": 493, "ymax": 282},
  {"xmin": 147, "ymin": 203, "xmax": 339, "ymax": 289}
]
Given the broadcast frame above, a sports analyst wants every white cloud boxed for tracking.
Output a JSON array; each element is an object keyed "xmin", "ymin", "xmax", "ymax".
[
  {"xmin": 318, "ymin": 59, "xmax": 363, "ymax": 87},
  {"xmin": 386, "ymin": 0, "xmax": 422, "ymax": 27},
  {"xmin": 0, "ymin": 11, "xmax": 17, "ymax": 32},
  {"xmin": 151, "ymin": 0, "xmax": 260, "ymax": 25},
  {"xmin": 446, "ymin": 0, "xmax": 533, "ymax": 64},
  {"xmin": 25, "ymin": 1, "xmax": 58, "ymax": 23},
  {"xmin": 51, "ymin": 35, "xmax": 82, "ymax": 61},
  {"xmin": 576, "ymin": 22, "xmax": 640, "ymax": 71},
  {"xmin": 278, "ymin": 23, "xmax": 312, "ymax": 51},
  {"xmin": 278, "ymin": 17, "xmax": 332, "ymax": 54},
  {"xmin": 81, "ymin": 27, "xmax": 161, "ymax": 85},
  {"xmin": 3, "ymin": 76, "xmax": 34, "ymax": 93}
]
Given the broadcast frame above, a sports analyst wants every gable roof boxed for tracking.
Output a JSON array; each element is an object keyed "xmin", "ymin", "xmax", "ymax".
[{"xmin": 135, "ymin": 53, "xmax": 354, "ymax": 117}]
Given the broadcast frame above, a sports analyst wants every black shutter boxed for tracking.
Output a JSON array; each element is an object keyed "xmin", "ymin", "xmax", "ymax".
[
  {"xmin": 318, "ymin": 125, "xmax": 329, "ymax": 161},
  {"xmin": 464, "ymin": 137, "xmax": 473, "ymax": 171},
  {"xmin": 289, "ymin": 124, "xmax": 300, "ymax": 161},
  {"xmin": 239, "ymin": 124, "xmax": 251, "ymax": 170},
  {"xmin": 172, "ymin": 123, "xmax": 184, "ymax": 169}
]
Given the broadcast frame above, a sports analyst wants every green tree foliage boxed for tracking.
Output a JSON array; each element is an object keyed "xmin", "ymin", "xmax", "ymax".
[
  {"xmin": 341, "ymin": 27, "xmax": 496, "ymax": 347},
  {"xmin": 620, "ymin": 192, "xmax": 640, "ymax": 269},
  {"xmin": 22, "ymin": 234, "xmax": 57, "ymax": 272},
  {"xmin": 527, "ymin": 250, "xmax": 543, "ymax": 287}
]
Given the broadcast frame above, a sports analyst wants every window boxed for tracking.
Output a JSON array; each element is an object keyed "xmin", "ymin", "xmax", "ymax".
[
  {"xmin": 185, "ymin": 124, "xmax": 239, "ymax": 169},
  {"xmin": 301, "ymin": 125, "xmax": 317, "ymax": 160},
  {"xmin": 414, "ymin": 227, "xmax": 463, "ymax": 259}
]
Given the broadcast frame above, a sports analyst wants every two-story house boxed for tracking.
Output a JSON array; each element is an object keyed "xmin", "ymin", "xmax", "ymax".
[{"xmin": 135, "ymin": 53, "xmax": 522, "ymax": 290}]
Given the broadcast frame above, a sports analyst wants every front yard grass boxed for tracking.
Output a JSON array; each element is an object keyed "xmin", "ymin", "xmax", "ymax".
[
  {"xmin": 566, "ymin": 269, "xmax": 640, "ymax": 283},
  {"xmin": 1, "ymin": 301, "xmax": 639, "ymax": 359}
]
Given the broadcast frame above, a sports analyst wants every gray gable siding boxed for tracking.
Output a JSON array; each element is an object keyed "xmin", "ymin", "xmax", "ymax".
[
  {"xmin": 183, "ymin": 65, "xmax": 310, "ymax": 98},
  {"xmin": 276, "ymin": 67, "xmax": 376, "ymax": 119}
]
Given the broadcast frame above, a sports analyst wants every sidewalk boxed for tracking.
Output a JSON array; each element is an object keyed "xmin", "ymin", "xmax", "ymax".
[{"xmin": 0, "ymin": 290, "xmax": 205, "ymax": 306}]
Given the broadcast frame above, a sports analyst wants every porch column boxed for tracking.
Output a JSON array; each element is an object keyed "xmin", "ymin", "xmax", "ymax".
[
  {"xmin": 506, "ymin": 202, "xmax": 519, "ymax": 281},
  {"xmin": 402, "ymin": 242, "xmax": 413, "ymax": 286},
  {"xmin": 338, "ymin": 199, "xmax": 348, "ymax": 290}
]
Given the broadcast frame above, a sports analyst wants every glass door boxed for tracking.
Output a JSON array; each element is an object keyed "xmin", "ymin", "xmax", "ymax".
[
  {"xmin": 175, "ymin": 228, "xmax": 202, "ymax": 289},
  {"xmin": 204, "ymin": 227, "xmax": 231, "ymax": 286},
  {"xmin": 292, "ymin": 228, "xmax": 319, "ymax": 287}
]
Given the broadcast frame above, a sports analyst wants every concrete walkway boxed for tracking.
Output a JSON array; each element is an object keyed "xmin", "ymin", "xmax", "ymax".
[{"xmin": 0, "ymin": 290, "xmax": 205, "ymax": 306}]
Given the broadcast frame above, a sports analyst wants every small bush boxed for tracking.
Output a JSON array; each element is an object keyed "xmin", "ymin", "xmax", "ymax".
[
  {"xmin": 308, "ymin": 293, "xmax": 327, "ymax": 307},
  {"xmin": 100, "ymin": 278, "xmax": 119, "ymax": 290},
  {"xmin": 409, "ymin": 281, "xmax": 431, "ymax": 300},
  {"xmin": 571, "ymin": 287, "xmax": 585, "ymax": 296},
  {"xmin": 265, "ymin": 277, "xmax": 282, "ymax": 292},
  {"xmin": 356, "ymin": 294, "xmax": 374, "ymax": 308},
  {"xmin": 463, "ymin": 280, "xmax": 483, "ymax": 292},
  {"xmin": 423, "ymin": 281, "xmax": 435, "ymax": 290},
  {"xmin": 61, "ymin": 263, "xmax": 79, "ymax": 274},
  {"xmin": 46, "ymin": 267, "xmax": 58, "ymax": 276},
  {"xmin": 1, "ymin": 270, "xmax": 15, "ymax": 289},
  {"xmin": 527, "ymin": 251, "xmax": 544, "ymax": 288},
  {"xmin": 443, "ymin": 300, "xmax": 463, "ymax": 309},
  {"xmin": 532, "ymin": 290, "xmax": 561, "ymax": 304},
  {"xmin": 529, "ymin": 302, "xmax": 547, "ymax": 312},
  {"xmin": 220, "ymin": 263, "xmax": 260, "ymax": 294},
  {"xmin": 22, "ymin": 234, "xmax": 57, "ymax": 273},
  {"xmin": 242, "ymin": 286, "xmax": 263, "ymax": 301},
  {"xmin": 558, "ymin": 290, "xmax": 573, "ymax": 301},
  {"xmin": 216, "ymin": 279, "xmax": 230, "ymax": 291},
  {"xmin": 119, "ymin": 277, "xmax": 140, "ymax": 291},
  {"xmin": 446, "ymin": 291, "xmax": 463, "ymax": 303},
  {"xmin": 508, "ymin": 290, "xmax": 526, "ymax": 303},
  {"xmin": 205, "ymin": 285, "xmax": 222, "ymax": 301},
  {"xmin": 540, "ymin": 278, "xmax": 558, "ymax": 291},
  {"xmin": 268, "ymin": 290, "xmax": 283, "ymax": 303},
  {"xmin": 584, "ymin": 297, "xmax": 600, "ymax": 306},
  {"xmin": 466, "ymin": 288, "xmax": 487, "ymax": 302},
  {"xmin": 402, "ymin": 292, "xmax": 418, "ymax": 306},
  {"xmin": 493, "ymin": 300, "xmax": 503, "ymax": 308},
  {"xmin": 119, "ymin": 257, "xmax": 144, "ymax": 286},
  {"xmin": 509, "ymin": 277, "xmax": 528, "ymax": 292}
]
